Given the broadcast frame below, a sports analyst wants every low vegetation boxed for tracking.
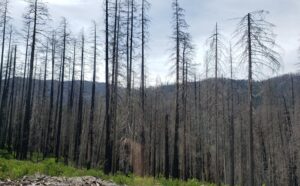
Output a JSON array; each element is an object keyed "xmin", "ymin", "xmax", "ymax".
[{"xmin": 0, "ymin": 154, "xmax": 215, "ymax": 186}]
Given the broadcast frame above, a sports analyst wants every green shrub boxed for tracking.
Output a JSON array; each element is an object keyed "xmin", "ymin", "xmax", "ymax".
[
  {"xmin": 111, "ymin": 172, "xmax": 134, "ymax": 185},
  {"xmin": 43, "ymin": 159, "xmax": 63, "ymax": 176}
]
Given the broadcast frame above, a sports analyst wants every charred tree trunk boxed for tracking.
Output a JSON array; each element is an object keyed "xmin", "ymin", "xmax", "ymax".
[
  {"xmin": 16, "ymin": 23, "xmax": 30, "ymax": 157},
  {"xmin": 172, "ymin": 0, "xmax": 180, "ymax": 178},
  {"xmin": 7, "ymin": 46, "xmax": 17, "ymax": 153},
  {"xmin": 229, "ymin": 45, "xmax": 235, "ymax": 186},
  {"xmin": 104, "ymin": 0, "xmax": 112, "ymax": 174},
  {"xmin": 0, "ymin": 0, "xmax": 8, "ymax": 95},
  {"xmin": 247, "ymin": 13, "xmax": 254, "ymax": 186},
  {"xmin": 44, "ymin": 33, "xmax": 56, "ymax": 157},
  {"xmin": 74, "ymin": 33, "xmax": 85, "ymax": 166},
  {"xmin": 20, "ymin": 0, "xmax": 38, "ymax": 160},
  {"xmin": 164, "ymin": 114, "xmax": 170, "ymax": 178},
  {"xmin": 87, "ymin": 22, "xmax": 97, "ymax": 169},
  {"xmin": 214, "ymin": 23, "xmax": 220, "ymax": 186},
  {"xmin": 55, "ymin": 19, "xmax": 67, "ymax": 162},
  {"xmin": 0, "ymin": 28, "xmax": 12, "ymax": 147}
]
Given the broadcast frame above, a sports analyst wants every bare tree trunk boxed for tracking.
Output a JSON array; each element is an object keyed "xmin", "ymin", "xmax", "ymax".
[
  {"xmin": 20, "ymin": 0, "xmax": 38, "ymax": 159},
  {"xmin": 104, "ymin": 0, "xmax": 112, "ymax": 174},
  {"xmin": 172, "ymin": 0, "xmax": 180, "ymax": 178},
  {"xmin": 0, "ymin": 28, "xmax": 12, "ymax": 147},
  {"xmin": 55, "ymin": 19, "xmax": 67, "ymax": 162},
  {"xmin": 40, "ymin": 42, "xmax": 48, "ymax": 157},
  {"xmin": 229, "ymin": 45, "xmax": 235, "ymax": 186},
  {"xmin": 164, "ymin": 114, "xmax": 170, "ymax": 178},
  {"xmin": 0, "ymin": 0, "xmax": 8, "ymax": 95},
  {"xmin": 239, "ymin": 95, "xmax": 246, "ymax": 186},
  {"xmin": 247, "ymin": 13, "xmax": 254, "ymax": 186},
  {"xmin": 214, "ymin": 23, "xmax": 220, "ymax": 186},
  {"xmin": 182, "ymin": 40, "xmax": 188, "ymax": 180},
  {"xmin": 140, "ymin": 0, "xmax": 147, "ymax": 176},
  {"xmin": 7, "ymin": 46, "xmax": 17, "ymax": 153},
  {"xmin": 74, "ymin": 33, "xmax": 84, "ymax": 166},
  {"xmin": 15, "ymin": 23, "xmax": 30, "ymax": 158},
  {"xmin": 44, "ymin": 33, "xmax": 56, "ymax": 157},
  {"xmin": 87, "ymin": 22, "xmax": 97, "ymax": 169},
  {"xmin": 110, "ymin": 2, "xmax": 120, "ymax": 172}
]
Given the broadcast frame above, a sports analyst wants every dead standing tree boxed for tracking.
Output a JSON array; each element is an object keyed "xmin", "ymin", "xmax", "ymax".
[
  {"xmin": 19, "ymin": 0, "xmax": 49, "ymax": 159},
  {"xmin": 234, "ymin": 10, "xmax": 281, "ymax": 186},
  {"xmin": 0, "ymin": 26, "xmax": 12, "ymax": 147},
  {"xmin": 104, "ymin": 0, "xmax": 112, "ymax": 174},
  {"xmin": 170, "ymin": 0, "xmax": 188, "ymax": 178},
  {"xmin": 44, "ymin": 31, "xmax": 57, "ymax": 157},
  {"xmin": 0, "ymin": 0, "xmax": 9, "ymax": 95},
  {"xmin": 206, "ymin": 23, "xmax": 226, "ymax": 185},
  {"xmin": 87, "ymin": 21, "xmax": 98, "ymax": 169},
  {"xmin": 74, "ymin": 31, "xmax": 85, "ymax": 166},
  {"xmin": 55, "ymin": 18, "xmax": 69, "ymax": 162},
  {"xmin": 6, "ymin": 45, "xmax": 17, "ymax": 152},
  {"xmin": 181, "ymin": 32, "xmax": 194, "ymax": 180},
  {"xmin": 140, "ymin": 0, "xmax": 150, "ymax": 176},
  {"xmin": 228, "ymin": 44, "xmax": 235, "ymax": 186}
]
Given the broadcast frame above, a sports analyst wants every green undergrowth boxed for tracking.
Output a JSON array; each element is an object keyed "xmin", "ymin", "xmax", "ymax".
[{"xmin": 0, "ymin": 151, "xmax": 215, "ymax": 186}]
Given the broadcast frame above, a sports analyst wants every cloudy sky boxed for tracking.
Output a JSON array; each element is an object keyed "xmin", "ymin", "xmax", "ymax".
[{"xmin": 9, "ymin": 0, "xmax": 300, "ymax": 84}]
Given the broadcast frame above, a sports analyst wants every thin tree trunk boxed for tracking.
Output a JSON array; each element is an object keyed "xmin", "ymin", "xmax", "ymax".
[
  {"xmin": 229, "ymin": 45, "xmax": 235, "ymax": 186},
  {"xmin": 214, "ymin": 23, "xmax": 220, "ymax": 186},
  {"xmin": 87, "ymin": 22, "xmax": 97, "ymax": 169},
  {"xmin": 64, "ymin": 40, "xmax": 76, "ymax": 164},
  {"xmin": 0, "ymin": 0, "xmax": 8, "ymax": 95},
  {"xmin": 16, "ymin": 23, "xmax": 30, "ymax": 157},
  {"xmin": 164, "ymin": 114, "xmax": 170, "ymax": 178},
  {"xmin": 140, "ymin": 0, "xmax": 146, "ymax": 176},
  {"xmin": 104, "ymin": 0, "xmax": 112, "ymax": 174},
  {"xmin": 44, "ymin": 33, "xmax": 56, "ymax": 157},
  {"xmin": 74, "ymin": 33, "xmax": 84, "ymax": 166},
  {"xmin": 0, "ymin": 28, "xmax": 12, "ymax": 147},
  {"xmin": 7, "ymin": 46, "xmax": 17, "ymax": 153},
  {"xmin": 247, "ymin": 13, "xmax": 254, "ymax": 186},
  {"xmin": 172, "ymin": 0, "xmax": 180, "ymax": 178},
  {"xmin": 55, "ymin": 20, "xmax": 67, "ymax": 162},
  {"xmin": 20, "ymin": 0, "xmax": 38, "ymax": 160}
]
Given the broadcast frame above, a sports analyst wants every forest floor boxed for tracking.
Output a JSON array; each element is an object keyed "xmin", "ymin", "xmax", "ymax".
[{"xmin": 0, "ymin": 152, "xmax": 216, "ymax": 186}]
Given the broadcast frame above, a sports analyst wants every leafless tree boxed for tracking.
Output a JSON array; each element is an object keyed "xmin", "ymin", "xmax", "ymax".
[
  {"xmin": 206, "ymin": 23, "xmax": 226, "ymax": 186},
  {"xmin": 0, "ymin": 0, "xmax": 9, "ymax": 94},
  {"xmin": 234, "ymin": 10, "xmax": 281, "ymax": 186},
  {"xmin": 170, "ymin": 0, "xmax": 188, "ymax": 178},
  {"xmin": 19, "ymin": 0, "xmax": 49, "ymax": 160}
]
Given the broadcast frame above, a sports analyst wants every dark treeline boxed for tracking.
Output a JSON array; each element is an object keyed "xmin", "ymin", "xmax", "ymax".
[{"xmin": 0, "ymin": 0, "xmax": 299, "ymax": 186}]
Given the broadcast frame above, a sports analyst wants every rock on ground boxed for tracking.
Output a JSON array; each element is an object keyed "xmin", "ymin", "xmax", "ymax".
[{"xmin": 0, "ymin": 174, "xmax": 120, "ymax": 186}]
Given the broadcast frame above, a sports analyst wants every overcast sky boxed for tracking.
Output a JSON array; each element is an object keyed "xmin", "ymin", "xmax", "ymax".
[{"xmin": 9, "ymin": 0, "xmax": 300, "ymax": 84}]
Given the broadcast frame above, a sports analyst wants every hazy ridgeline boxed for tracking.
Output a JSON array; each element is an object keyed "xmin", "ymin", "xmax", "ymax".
[{"xmin": 0, "ymin": 0, "xmax": 299, "ymax": 186}]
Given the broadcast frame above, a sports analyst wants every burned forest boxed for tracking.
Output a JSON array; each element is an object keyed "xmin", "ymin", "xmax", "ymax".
[{"xmin": 0, "ymin": 0, "xmax": 299, "ymax": 186}]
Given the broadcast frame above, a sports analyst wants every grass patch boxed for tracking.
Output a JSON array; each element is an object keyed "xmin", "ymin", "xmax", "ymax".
[
  {"xmin": 0, "ymin": 158, "xmax": 106, "ymax": 180},
  {"xmin": 0, "ymin": 155, "xmax": 215, "ymax": 186}
]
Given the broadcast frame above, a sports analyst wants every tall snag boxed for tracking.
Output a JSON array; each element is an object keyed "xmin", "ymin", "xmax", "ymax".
[
  {"xmin": 206, "ymin": 23, "xmax": 226, "ymax": 185},
  {"xmin": 87, "ymin": 21, "xmax": 97, "ymax": 169},
  {"xmin": 20, "ymin": 0, "xmax": 48, "ymax": 159},
  {"xmin": 171, "ymin": 0, "xmax": 182, "ymax": 178},
  {"xmin": 74, "ymin": 31, "xmax": 85, "ymax": 166},
  {"xmin": 104, "ymin": 0, "xmax": 112, "ymax": 174},
  {"xmin": 234, "ymin": 10, "xmax": 281, "ymax": 186},
  {"xmin": 0, "ymin": 0, "xmax": 8, "ymax": 94},
  {"xmin": 140, "ymin": 0, "xmax": 150, "ymax": 176},
  {"xmin": 55, "ymin": 18, "xmax": 68, "ymax": 162}
]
